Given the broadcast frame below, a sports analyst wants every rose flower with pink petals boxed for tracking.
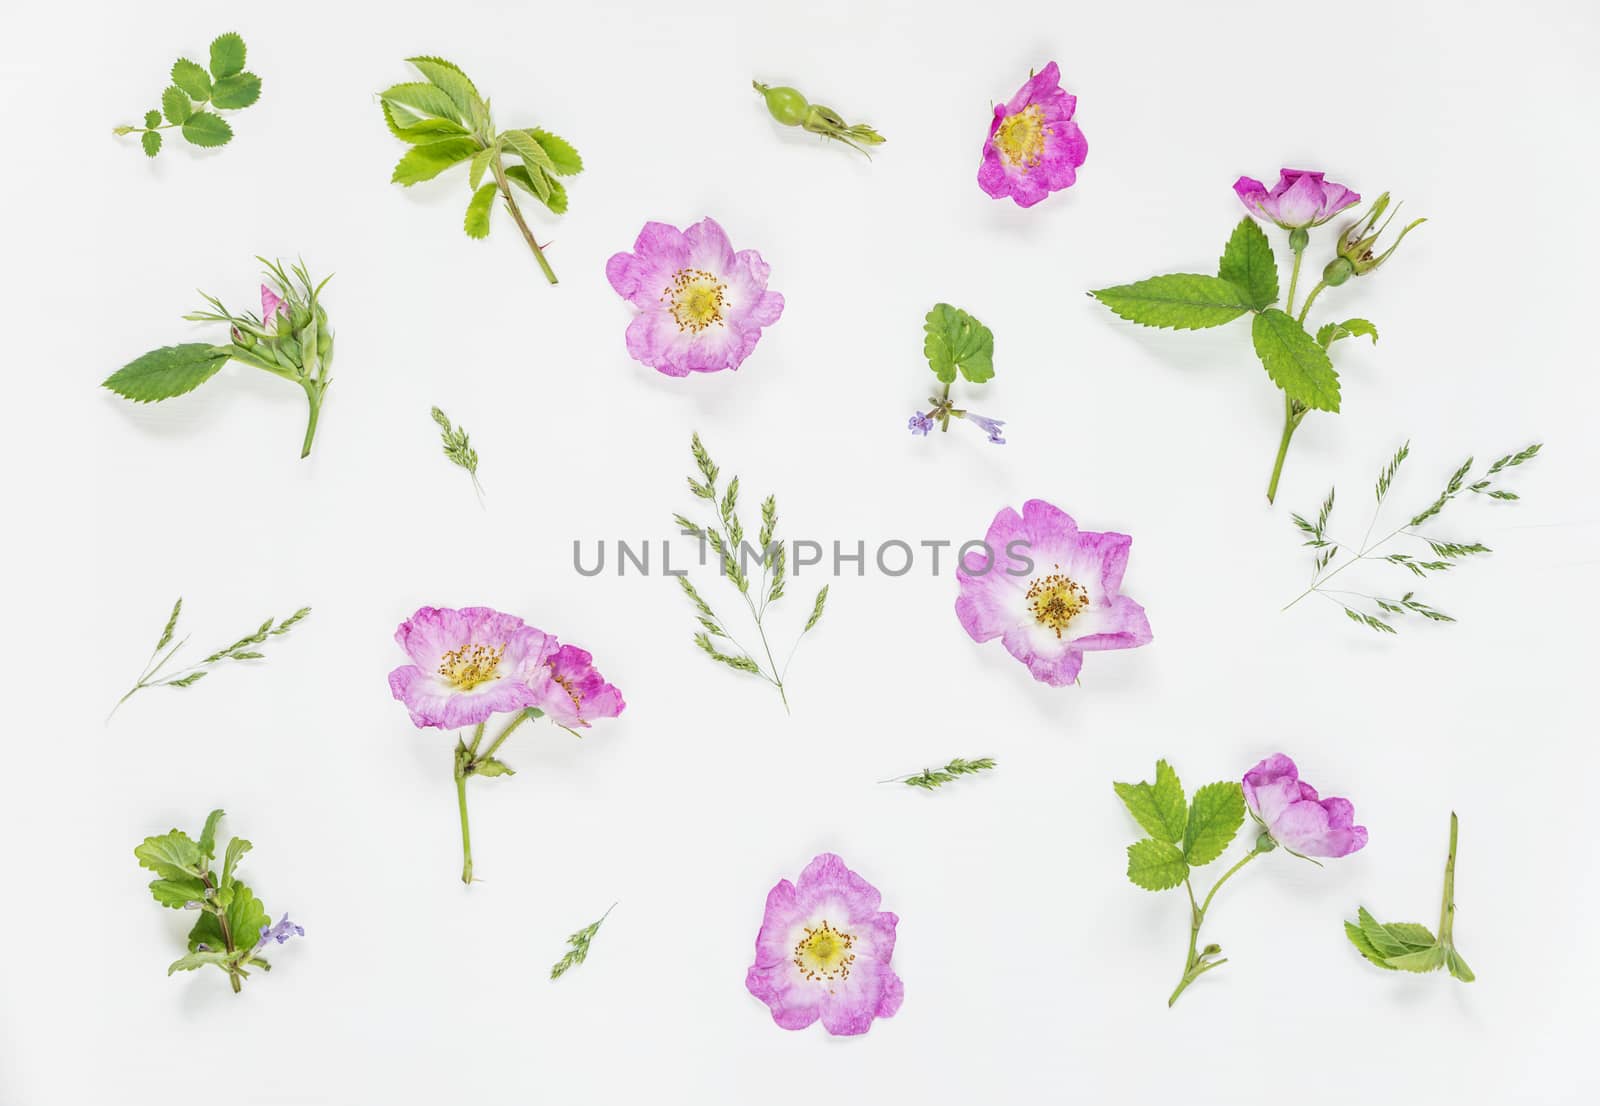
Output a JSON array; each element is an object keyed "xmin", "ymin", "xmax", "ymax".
[
  {"xmin": 1233, "ymin": 168, "xmax": 1360, "ymax": 230},
  {"xmin": 1243, "ymin": 753, "xmax": 1368, "ymax": 859},
  {"xmin": 978, "ymin": 62, "xmax": 1087, "ymax": 208}
]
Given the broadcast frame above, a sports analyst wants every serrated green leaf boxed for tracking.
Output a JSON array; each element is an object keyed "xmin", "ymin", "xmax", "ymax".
[
  {"xmin": 1218, "ymin": 218, "xmax": 1278, "ymax": 311},
  {"xmin": 161, "ymin": 86, "xmax": 192, "ymax": 125},
  {"xmin": 208, "ymin": 33, "xmax": 246, "ymax": 79},
  {"xmin": 1357, "ymin": 907, "xmax": 1412, "ymax": 959},
  {"xmin": 135, "ymin": 830, "xmax": 203, "ymax": 881},
  {"xmin": 1382, "ymin": 921, "xmax": 1437, "ymax": 951},
  {"xmin": 923, "ymin": 303, "xmax": 995, "ymax": 384},
  {"xmin": 171, "ymin": 58, "xmax": 212, "ymax": 102},
  {"xmin": 198, "ymin": 809, "xmax": 225, "ymax": 859},
  {"xmin": 529, "ymin": 128, "xmax": 582, "ymax": 174},
  {"xmin": 379, "ymin": 83, "xmax": 465, "ymax": 128},
  {"xmin": 1251, "ymin": 308, "xmax": 1341, "ymax": 412},
  {"xmin": 104, "ymin": 344, "xmax": 230, "ymax": 403},
  {"xmin": 221, "ymin": 836, "xmax": 251, "ymax": 887},
  {"xmin": 1182, "ymin": 781, "xmax": 1245, "ymax": 866},
  {"xmin": 1345, "ymin": 920, "xmax": 1396, "ymax": 968},
  {"xmin": 1316, "ymin": 317, "xmax": 1379, "ymax": 349},
  {"xmin": 391, "ymin": 137, "xmax": 479, "ymax": 185},
  {"xmin": 167, "ymin": 950, "xmax": 232, "ymax": 975},
  {"xmin": 148, "ymin": 877, "xmax": 208, "ymax": 909},
  {"xmin": 541, "ymin": 176, "xmax": 568, "ymax": 215},
  {"xmin": 1445, "ymin": 948, "xmax": 1475, "ymax": 982},
  {"xmin": 381, "ymin": 101, "xmax": 469, "ymax": 144},
  {"xmin": 1091, "ymin": 273, "xmax": 1252, "ymax": 330},
  {"xmin": 1113, "ymin": 760, "xmax": 1186, "ymax": 844},
  {"xmin": 503, "ymin": 162, "xmax": 550, "ymax": 202},
  {"xmin": 468, "ymin": 144, "xmax": 497, "ymax": 189},
  {"xmin": 210, "ymin": 72, "xmax": 261, "ymax": 110},
  {"xmin": 464, "ymin": 182, "xmax": 497, "ymax": 239},
  {"xmin": 503, "ymin": 129, "xmax": 558, "ymax": 175},
  {"xmin": 1126, "ymin": 838, "xmax": 1188, "ymax": 891},
  {"xmin": 142, "ymin": 130, "xmax": 162, "ymax": 157},
  {"xmin": 144, "ymin": 109, "xmax": 162, "ymax": 128},
  {"xmin": 226, "ymin": 882, "xmax": 268, "ymax": 952},
  {"xmin": 407, "ymin": 56, "xmax": 484, "ymax": 123},
  {"xmin": 180, "ymin": 111, "xmax": 232, "ymax": 148},
  {"xmin": 1385, "ymin": 945, "xmax": 1448, "ymax": 973}
]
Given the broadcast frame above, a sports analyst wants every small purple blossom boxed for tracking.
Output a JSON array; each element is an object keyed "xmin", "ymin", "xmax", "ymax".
[
  {"xmin": 908, "ymin": 412, "xmax": 934, "ymax": 436},
  {"xmin": 964, "ymin": 412, "xmax": 1006, "ymax": 444},
  {"xmin": 1233, "ymin": 169, "xmax": 1360, "ymax": 230},
  {"xmin": 255, "ymin": 913, "xmax": 304, "ymax": 950},
  {"xmin": 1243, "ymin": 754, "xmax": 1368, "ymax": 858},
  {"xmin": 978, "ymin": 62, "xmax": 1087, "ymax": 208}
]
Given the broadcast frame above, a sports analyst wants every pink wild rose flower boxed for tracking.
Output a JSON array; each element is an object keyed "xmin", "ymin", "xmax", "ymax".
[
  {"xmin": 387, "ymin": 606, "xmax": 558, "ymax": 729},
  {"xmin": 955, "ymin": 499, "xmax": 1152, "ymax": 686},
  {"xmin": 978, "ymin": 62, "xmax": 1087, "ymax": 208},
  {"xmin": 532, "ymin": 643, "xmax": 625, "ymax": 729},
  {"xmin": 745, "ymin": 853, "xmax": 903, "ymax": 1036},
  {"xmin": 605, "ymin": 217, "xmax": 784, "ymax": 377},
  {"xmin": 1233, "ymin": 169, "xmax": 1360, "ymax": 230},
  {"xmin": 1243, "ymin": 754, "xmax": 1368, "ymax": 858}
]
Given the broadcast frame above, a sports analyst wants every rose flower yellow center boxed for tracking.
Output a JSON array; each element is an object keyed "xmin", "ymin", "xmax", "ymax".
[
  {"xmin": 792, "ymin": 920, "xmax": 856, "ymax": 983},
  {"xmin": 551, "ymin": 667, "xmax": 584, "ymax": 710},
  {"xmin": 1027, "ymin": 570, "xmax": 1088, "ymax": 638},
  {"xmin": 995, "ymin": 105, "xmax": 1049, "ymax": 170},
  {"xmin": 438, "ymin": 643, "xmax": 506, "ymax": 691},
  {"xmin": 663, "ymin": 268, "xmax": 728, "ymax": 332}
]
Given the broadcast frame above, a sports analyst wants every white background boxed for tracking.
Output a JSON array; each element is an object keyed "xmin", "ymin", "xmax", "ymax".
[{"xmin": 2, "ymin": 0, "xmax": 1595, "ymax": 1102}]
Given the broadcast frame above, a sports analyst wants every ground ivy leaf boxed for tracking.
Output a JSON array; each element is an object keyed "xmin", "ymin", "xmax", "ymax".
[
  {"xmin": 1091, "ymin": 273, "xmax": 1252, "ymax": 330},
  {"xmin": 148, "ymin": 877, "xmax": 208, "ymax": 909},
  {"xmin": 181, "ymin": 111, "xmax": 233, "ymax": 148},
  {"xmin": 1113, "ymin": 759, "xmax": 1186, "ymax": 843},
  {"xmin": 530, "ymin": 128, "xmax": 583, "ymax": 175},
  {"xmin": 225, "ymin": 882, "xmax": 269, "ymax": 952},
  {"xmin": 1183, "ymin": 781, "xmax": 1244, "ymax": 866},
  {"xmin": 171, "ymin": 58, "xmax": 212, "ymax": 102},
  {"xmin": 104, "ymin": 344, "xmax": 230, "ymax": 402},
  {"xmin": 391, "ymin": 137, "xmax": 479, "ymax": 185},
  {"xmin": 464, "ymin": 182, "xmax": 497, "ymax": 238},
  {"xmin": 923, "ymin": 303, "xmax": 995, "ymax": 384},
  {"xmin": 198, "ymin": 809, "xmax": 225, "ymax": 859},
  {"xmin": 209, "ymin": 32, "xmax": 246, "ymax": 80},
  {"xmin": 135, "ymin": 830, "xmax": 204, "ymax": 881},
  {"xmin": 1126, "ymin": 838, "xmax": 1189, "ymax": 891},
  {"xmin": 168, "ymin": 950, "xmax": 231, "ymax": 975},
  {"xmin": 1218, "ymin": 217, "xmax": 1279, "ymax": 311},
  {"xmin": 210, "ymin": 72, "xmax": 261, "ymax": 110},
  {"xmin": 221, "ymin": 836, "xmax": 251, "ymax": 887},
  {"xmin": 1251, "ymin": 308, "xmax": 1341, "ymax": 412},
  {"xmin": 161, "ymin": 86, "xmax": 192, "ymax": 125},
  {"xmin": 142, "ymin": 130, "xmax": 162, "ymax": 157}
]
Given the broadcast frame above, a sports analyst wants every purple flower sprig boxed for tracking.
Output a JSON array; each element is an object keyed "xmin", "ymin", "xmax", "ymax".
[
  {"xmin": 1092, "ymin": 169, "xmax": 1427, "ymax": 503},
  {"xmin": 908, "ymin": 303, "xmax": 1006, "ymax": 445},
  {"xmin": 1116, "ymin": 755, "xmax": 1366, "ymax": 1006},
  {"xmin": 134, "ymin": 809, "xmax": 303, "ymax": 994}
]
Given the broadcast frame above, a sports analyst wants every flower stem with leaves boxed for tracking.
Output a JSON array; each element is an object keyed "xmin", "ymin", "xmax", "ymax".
[
  {"xmin": 674, "ymin": 434, "xmax": 827, "ymax": 713},
  {"xmin": 451, "ymin": 707, "xmax": 544, "ymax": 884},
  {"xmin": 1346, "ymin": 813, "xmax": 1474, "ymax": 982},
  {"xmin": 112, "ymin": 599, "xmax": 310, "ymax": 718},
  {"xmin": 114, "ymin": 33, "xmax": 260, "ymax": 157}
]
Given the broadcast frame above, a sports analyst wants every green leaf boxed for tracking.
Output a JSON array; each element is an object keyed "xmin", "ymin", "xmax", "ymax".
[
  {"xmin": 210, "ymin": 72, "xmax": 261, "ymax": 110},
  {"xmin": 209, "ymin": 33, "xmax": 246, "ymax": 79},
  {"xmin": 198, "ymin": 809, "xmax": 225, "ymax": 859},
  {"xmin": 1218, "ymin": 218, "xmax": 1279, "ymax": 311},
  {"xmin": 167, "ymin": 950, "xmax": 231, "ymax": 975},
  {"xmin": 1126, "ymin": 838, "xmax": 1188, "ymax": 891},
  {"xmin": 171, "ymin": 59, "xmax": 212, "ymax": 102},
  {"xmin": 161, "ymin": 86, "xmax": 192, "ymax": 125},
  {"xmin": 1316, "ymin": 317, "xmax": 1379, "ymax": 349},
  {"xmin": 502, "ymin": 129, "xmax": 559, "ymax": 176},
  {"xmin": 391, "ymin": 137, "xmax": 479, "ymax": 185},
  {"xmin": 148, "ymin": 877, "xmax": 208, "ymax": 909},
  {"xmin": 1091, "ymin": 273, "xmax": 1252, "ymax": 330},
  {"xmin": 468, "ymin": 144, "xmax": 497, "ymax": 189},
  {"xmin": 529, "ymin": 128, "xmax": 582, "ymax": 174},
  {"xmin": 1357, "ymin": 907, "xmax": 1414, "ymax": 959},
  {"xmin": 181, "ymin": 111, "xmax": 233, "ymax": 148},
  {"xmin": 221, "ymin": 836, "xmax": 251, "ymax": 887},
  {"xmin": 379, "ymin": 82, "xmax": 464, "ymax": 128},
  {"xmin": 1182, "ymin": 781, "xmax": 1245, "ymax": 866},
  {"xmin": 191, "ymin": 880, "xmax": 269, "ymax": 955},
  {"xmin": 1345, "ymin": 920, "xmax": 1396, "ymax": 969},
  {"xmin": 1385, "ymin": 945, "xmax": 1448, "ymax": 973},
  {"xmin": 144, "ymin": 109, "xmax": 162, "ymax": 128},
  {"xmin": 541, "ymin": 177, "xmax": 568, "ymax": 215},
  {"xmin": 407, "ymin": 56, "xmax": 484, "ymax": 123},
  {"xmin": 464, "ymin": 183, "xmax": 497, "ymax": 239},
  {"xmin": 141, "ymin": 130, "xmax": 162, "ymax": 157},
  {"xmin": 1445, "ymin": 948, "xmax": 1475, "ymax": 982},
  {"xmin": 1251, "ymin": 308, "xmax": 1341, "ymax": 412},
  {"xmin": 381, "ymin": 101, "xmax": 469, "ymax": 144},
  {"xmin": 1112, "ymin": 759, "xmax": 1186, "ymax": 844},
  {"xmin": 503, "ymin": 162, "xmax": 550, "ymax": 203},
  {"xmin": 923, "ymin": 303, "xmax": 995, "ymax": 384},
  {"xmin": 104, "ymin": 344, "xmax": 230, "ymax": 403},
  {"xmin": 135, "ymin": 830, "xmax": 203, "ymax": 881},
  {"xmin": 1382, "ymin": 921, "xmax": 1437, "ymax": 951}
]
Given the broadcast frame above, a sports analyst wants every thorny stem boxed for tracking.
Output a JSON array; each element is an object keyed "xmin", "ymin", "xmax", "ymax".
[
  {"xmin": 492, "ymin": 152, "xmax": 558, "ymax": 285},
  {"xmin": 1167, "ymin": 848, "xmax": 1263, "ymax": 1007},
  {"xmin": 1439, "ymin": 812, "xmax": 1460, "ymax": 943}
]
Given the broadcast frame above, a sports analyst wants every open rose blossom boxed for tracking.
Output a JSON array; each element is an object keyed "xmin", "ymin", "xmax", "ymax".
[
  {"xmin": 388, "ymin": 606, "xmax": 556, "ymax": 729},
  {"xmin": 1243, "ymin": 754, "xmax": 1368, "ymax": 858},
  {"xmin": 533, "ymin": 643, "xmax": 625, "ymax": 729},
  {"xmin": 978, "ymin": 62, "xmax": 1087, "ymax": 208},
  {"xmin": 745, "ymin": 853, "xmax": 903, "ymax": 1036},
  {"xmin": 605, "ymin": 217, "xmax": 784, "ymax": 377},
  {"xmin": 956, "ymin": 499, "xmax": 1152, "ymax": 686},
  {"xmin": 1233, "ymin": 169, "xmax": 1360, "ymax": 230}
]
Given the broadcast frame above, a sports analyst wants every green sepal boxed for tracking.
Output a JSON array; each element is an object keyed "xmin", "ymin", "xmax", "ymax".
[
  {"xmin": 135, "ymin": 830, "xmax": 204, "ymax": 881},
  {"xmin": 1251, "ymin": 308, "xmax": 1341, "ymax": 412},
  {"xmin": 391, "ymin": 137, "xmax": 479, "ymax": 185},
  {"xmin": 208, "ymin": 33, "xmax": 246, "ymax": 80},
  {"xmin": 1112, "ymin": 759, "xmax": 1186, "ymax": 844},
  {"xmin": 1445, "ymin": 948, "xmax": 1475, "ymax": 982},
  {"xmin": 1182, "ymin": 781, "xmax": 1245, "ymax": 866},
  {"xmin": 181, "ymin": 111, "xmax": 233, "ymax": 148},
  {"xmin": 147, "ymin": 877, "xmax": 208, "ymax": 908},
  {"xmin": 464, "ymin": 183, "xmax": 497, "ymax": 238},
  {"xmin": 171, "ymin": 58, "xmax": 212, "ymax": 102},
  {"xmin": 103, "ymin": 344, "xmax": 231, "ymax": 403},
  {"xmin": 923, "ymin": 303, "xmax": 995, "ymax": 384},
  {"xmin": 167, "ymin": 950, "xmax": 232, "ymax": 975},
  {"xmin": 474, "ymin": 756, "xmax": 514, "ymax": 777},
  {"xmin": 1125, "ymin": 838, "xmax": 1188, "ymax": 891},
  {"xmin": 1090, "ymin": 273, "xmax": 1252, "ymax": 330},
  {"xmin": 210, "ymin": 72, "xmax": 261, "ymax": 110},
  {"xmin": 161, "ymin": 86, "xmax": 193, "ymax": 125},
  {"xmin": 198, "ymin": 809, "xmax": 225, "ymax": 859},
  {"xmin": 142, "ymin": 130, "xmax": 162, "ymax": 157},
  {"xmin": 1218, "ymin": 217, "xmax": 1279, "ymax": 311}
]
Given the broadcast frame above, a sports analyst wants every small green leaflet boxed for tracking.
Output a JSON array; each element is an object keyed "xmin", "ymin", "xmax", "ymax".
[
  {"xmin": 1126, "ymin": 838, "xmax": 1189, "ymax": 891},
  {"xmin": 1217, "ymin": 218, "xmax": 1279, "ymax": 311},
  {"xmin": 1182, "ymin": 781, "xmax": 1245, "ymax": 866},
  {"xmin": 1090, "ymin": 274, "xmax": 1253, "ymax": 330},
  {"xmin": 117, "ymin": 34, "xmax": 259, "ymax": 157},
  {"xmin": 550, "ymin": 905, "xmax": 614, "ymax": 980},
  {"xmin": 391, "ymin": 138, "xmax": 479, "ymax": 185},
  {"xmin": 1117, "ymin": 762, "xmax": 1246, "ymax": 891},
  {"xmin": 923, "ymin": 303, "xmax": 995, "ymax": 384},
  {"xmin": 1113, "ymin": 759, "xmax": 1186, "ymax": 844},
  {"xmin": 209, "ymin": 33, "xmax": 246, "ymax": 79},
  {"xmin": 1317, "ymin": 318, "xmax": 1378, "ymax": 349},
  {"xmin": 1251, "ymin": 309, "xmax": 1341, "ymax": 412},
  {"xmin": 181, "ymin": 112, "xmax": 233, "ymax": 148},
  {"xmin": 171, "ymin": 59, "xmax": 212, "ymax": 101},
  {"xmin": 1346, "ymin": 813, "xmax": 1474, "ymax": 982}
]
